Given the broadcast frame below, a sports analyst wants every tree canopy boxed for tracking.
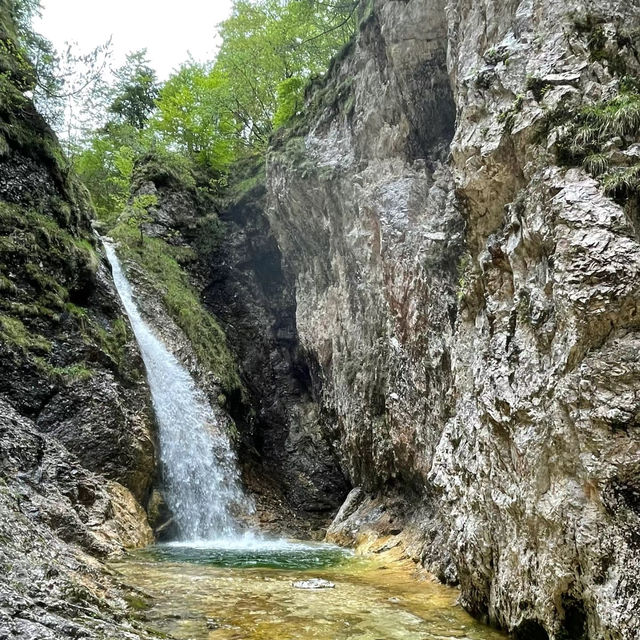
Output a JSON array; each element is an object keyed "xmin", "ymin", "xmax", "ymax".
[{"xmin": 17, "ymin": 0, "xmax": 358, "ymax": 224}]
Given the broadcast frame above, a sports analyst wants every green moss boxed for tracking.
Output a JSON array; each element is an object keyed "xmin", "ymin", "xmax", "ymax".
[
  {"xmin": 497, "ymin": 94, "xmax": 524, "ymax": 133},
  {"xmin": 0, "ymin": 8, "xmax": 35, "ymax": 91},
  {"xmin": 132, "ymin": 149, "xmax": 197, "ymax": 193},
  {"xmin": 0, "ymin": 203, "xmax": 98, "ymax": 324},
  {"xmin": 124, "ymin": 592, "xmax": 150, "ymax": 612},
  {"xmin": 47, "ymin": 363, "xmax": 94, "ymax": 382},
  {"xmin": 0, "ymin": 18, "xmax": 89, "ymax": 227},
  {"xmin": 89, "ymin": 316, "xmax": 133, "ymax": 374},
  {"xmin": 111, "ymin": 223, "xmax": 244, "ymax": 397},
  {"xmin": 0, "ymin": 314, "xmax": 51, "ymax": 354},
  {"xmin": 228, "ymin": 155, "xmax": 266, "ymax": 200}
]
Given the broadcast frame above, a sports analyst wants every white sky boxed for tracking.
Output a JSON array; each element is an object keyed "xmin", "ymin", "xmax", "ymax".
[{"xmin": 34, "ymin": 0, "xmax": 234, "ymax": 79}]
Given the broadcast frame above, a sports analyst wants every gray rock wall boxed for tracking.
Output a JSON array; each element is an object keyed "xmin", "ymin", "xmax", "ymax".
[{"xmin": 266, "ymin": 0, "xmax": 640, "ymax": 637}]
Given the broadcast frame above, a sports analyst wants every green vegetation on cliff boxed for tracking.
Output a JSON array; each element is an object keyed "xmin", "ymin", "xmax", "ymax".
[
  {"xmin": 537, "ymin": 17, "xmax": 640, "ymax": 207},
  {"xmin": 0, "ymin": 2, "xmax": 144, "ymax": 390}
]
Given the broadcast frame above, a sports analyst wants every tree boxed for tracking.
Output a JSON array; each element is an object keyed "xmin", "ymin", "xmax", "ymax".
[
  {"xmin": 11, "ymin": 0, "xmax": 112, "ymax": 141},
  {"xmin": 151, "ymin": 63, "xmax": 239, "ymax": 172},
  {"xmin": 213, "ymin": 0, "xmax": 357, "ymax": 145},
  {"xmin": 108, "ymin": 50, "xmax": 159, "ymax": 129},
  {"xmin": 126, "ymin": 193, "xmax": 158, "ymax": 246}
]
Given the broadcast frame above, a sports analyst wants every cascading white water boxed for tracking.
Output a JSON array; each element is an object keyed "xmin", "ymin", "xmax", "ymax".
[{"xmin": 104, "ymin": 242, "xmax": 250, "ymax": 541}]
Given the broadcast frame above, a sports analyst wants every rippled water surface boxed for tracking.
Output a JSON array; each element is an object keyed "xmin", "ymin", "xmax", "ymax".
[{"xmin": 113, "ymin": 540, "xmax": 507, "ymax": 640}]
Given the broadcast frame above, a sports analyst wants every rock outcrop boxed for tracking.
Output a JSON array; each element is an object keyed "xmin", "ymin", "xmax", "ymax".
[{"xmin": 265, "ymin": 0, "xmax": 640, "ymax": 638}]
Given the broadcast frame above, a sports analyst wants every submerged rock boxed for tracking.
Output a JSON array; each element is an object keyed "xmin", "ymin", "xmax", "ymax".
[{"xmin": 292, "ymin": 578, "xmax": 336, "ymax": 590}]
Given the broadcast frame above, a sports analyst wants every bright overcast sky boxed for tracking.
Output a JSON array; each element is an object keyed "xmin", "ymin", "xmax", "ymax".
[{"xmin": 34, "ymin": 0, "xmax": 234, "ymax": 80}]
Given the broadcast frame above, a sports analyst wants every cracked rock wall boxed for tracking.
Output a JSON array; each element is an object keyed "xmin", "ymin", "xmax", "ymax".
[{"xmin": 266, "ymin": 0, "xmax": 640, "ymax": 637}]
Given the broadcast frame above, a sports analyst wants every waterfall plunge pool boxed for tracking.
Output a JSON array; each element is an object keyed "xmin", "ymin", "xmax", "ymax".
[
  {"xmin": 111, "ymin": 539, "xmax": 508, "ymax": 640},
  {"xmin": 139, "ymin": 537, "xmax": 351, "ymax": 570}
]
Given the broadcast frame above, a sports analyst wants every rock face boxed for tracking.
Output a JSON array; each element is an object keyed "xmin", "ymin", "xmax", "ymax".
[
  {"xmin": 265, "ymin": 0, "xmax": 640, "ymax": 638},
  {"xmin": 130, "ymin": 159, "xmax": 350, "ymax": 534},
  {"xmin": 206, "ymin": 179, "xmax": 350, "ymax": 528},
  {"xmin": 0, "ymin": 7, "xmax": 158, "ymax": 637}
]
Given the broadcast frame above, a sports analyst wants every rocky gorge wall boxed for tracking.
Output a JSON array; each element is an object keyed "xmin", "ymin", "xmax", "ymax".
[
  {"xmin": 265, "ymin": 0, "xmax": 640, "ymax": 638},
  {"xmin": 0, "ymin": 7, "xmax": 162, "ymax": 637},
  {"xmin": 126, "ymin": 158, "xmax": 349, "ymax": 535}
]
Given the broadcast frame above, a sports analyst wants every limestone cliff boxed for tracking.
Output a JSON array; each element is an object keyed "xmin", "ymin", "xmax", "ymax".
[
  {"xmin": 0, "ymin": 6, "xmax": 159, "ymax": 637},
  {"xmin": 264, "ymin": 0, "xmax": 640, "ymax": 638},
  {"xmin": 127, "ymin": 157, "xmax": 349, "ymax": 535}
]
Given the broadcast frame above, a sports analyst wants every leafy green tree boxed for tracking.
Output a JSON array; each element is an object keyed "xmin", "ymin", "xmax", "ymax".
[
  {"xmin": 151, "ymin": 63, "xmax": 239, "ymax": 171},
  {"xmin": 73, "ymin": 122, "xmax": 152, "ymax": 222},
  {"xmin": 108, "ymin": 50, "xmax": 159, "ymax": 129},
  {"xmin": 126, "ymin": 193, "xmax": 158, "ymax": 245},
  {"xmin": 273, "ymin": 76, "xmax": 306, "ymax": 128},
  {"xmin": 214, "ymin": 0, "xmax": 357, "ymax": 143}
]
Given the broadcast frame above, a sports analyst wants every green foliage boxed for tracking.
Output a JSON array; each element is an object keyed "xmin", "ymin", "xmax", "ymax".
[
  {"xmin": 582, "ymin": 153, "xmax": 609, "ymax": 177},
  {"xmin": 497, "ymin": 94, "xmax": 524, "ymax": 133},
  {"xmin": 540, "ymin": 84, "xmax": 640, "ymax": 206},
  {"xmin": 552, "ymin": 91, "xmax": 640, "ymax": 163},
  {"xmin": 151, "ymin": 63, "xmax": 238, "ymax": 171},
  {"xmin": 132, "ymin": 148, "xmax": 197, "ymax": 191},
  {"xmin": 0, "ymin": 314, "xmax": 51, "ymax": 354},
  {"xmin": 125, "ymin": 193, "xmax": 158, "ymax": 245},
  {"xmin": 273, "ymin": 76, "xmax": 306, "ymax": 128},
  {"xmin": 108, "ymin": 50, "xmax": 158, "ymax": 129},
  {"xmin": 73, "ymin": 122, "xmax": 152, "ymax": 223},
  {"xmin": 73, "ymin": 0, "xmax": 356, "ymax": 216},
  {"xmin": 214, "ymin": 0, "xmax": 356, "ymax": 147},
  {"xmin": 602, "ymin": 166, "xmax": 640, "ymax": 199},
  {"xmin": 525, "ymin": 75, "xmax": 551, "ymax": 101}
]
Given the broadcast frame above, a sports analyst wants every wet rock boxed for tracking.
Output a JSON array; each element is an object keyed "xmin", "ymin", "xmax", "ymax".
[
  {"xmin": 292, "ymin": 578, "xmax": 335, "ymax": 590},
  {"xmin": 130, "ymin": 158, "xmax": 350, "ymax": 534},
  {"xmin": 36, "ymin": 373, "xmax": 155, "ymax": 502},
  {"xmin": 0, "ymin": 399, "xmax": 158, "ymax": 638},
  {"xmin": 0, "ymin": 10, "xmax": 157, "ymax": 637}
]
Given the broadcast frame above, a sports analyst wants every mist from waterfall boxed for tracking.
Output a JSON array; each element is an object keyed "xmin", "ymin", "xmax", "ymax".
[{"xmin": 105, "ymin": 242, "xmax": 250, "ymax": 541}]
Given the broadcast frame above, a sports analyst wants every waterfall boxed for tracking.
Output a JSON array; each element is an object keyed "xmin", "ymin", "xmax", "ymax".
[{"xmin": 104, "ymin": 242, "xmax": 249, "ymax": 541}]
